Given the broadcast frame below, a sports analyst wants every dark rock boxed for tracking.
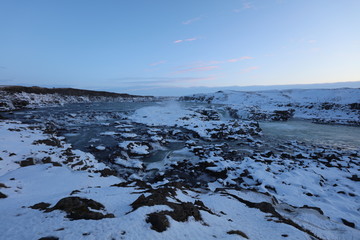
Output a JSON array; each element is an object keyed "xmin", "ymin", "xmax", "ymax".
[
  {"xmin": 19, "ymin": 158, "xmax": 35, "ymax": 167},
  {"xmin": 300, "ymin": 205, "xmax": 324, "ymax": 215},
  {"xmin": 130, "ymin": 186, "xmax": 208, "ymax": 231},
  {"xmin": 168, "ymin": 202, "xmax": 202, "ymax": 222},
  {"xmin": 341, "ymin": 218, "xmax": 355, "ymax": 228},
  {"xmin": 70, "ymin": 190, "xmax": 81, "ymax": 195},
  {"xmin": 348, "ymin": 175, "xmax": 360, "ymax": 182},
  {"xmin": 12, "ymin": 99, "xmax": 29, "ymax": 108},
  {"xmin": 349, "ymin": 103, "xmax": 360, "ymax": 110},
  {"xmin": 33, "ymin": 138, "xmax": 62, "ymax": 147},
  {"xmin": 46, "ymin": 196, "xmax": 115, "ymax": 220},
  {"xmin": 261, "ymin": 151, "xmax": 274, "ymax": 158},
  {"xmin": 227, "ymin": 230, "xmax": 249, "ymax": 239},
  {"xmin": 254, "ymin": 202, "xmax": 278, "ymax": 216},
  {"xmin": 146, "ymin": 212, "xmax": 170, "ymax": 232},
  {"xmin": 42, "ymin": 157, "xmax": 62, "ymax": 167},
  {"xmin": 272, "ymin": 109, "xmax": 295, "ymax": 121},
  {"xmin": 0, "ymin": 192, "xmax": 8, "ymax": 198},
  {"xmin": 38, "ymin": 237, "xmax": 59, "ymax": 240},
  {"xmin": 30, "ymin": 202, "xmax": 51, "ymax": 211},
  {"xmin": 0, "ymin": 183, "xmax": 9, "ymax": 188},
  {"xmin": 95, "ymin": 168, "xmax": 117, "ymax": 177}
]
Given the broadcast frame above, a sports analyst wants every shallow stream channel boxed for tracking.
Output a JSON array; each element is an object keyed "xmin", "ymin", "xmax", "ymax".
[{"xmin": 3, "ymin": 101, "xmax": 360, "ymax": 167}]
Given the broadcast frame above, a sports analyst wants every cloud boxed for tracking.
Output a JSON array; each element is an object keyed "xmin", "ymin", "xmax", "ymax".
[
  {"xmin": 182, "ymin": 16, "xmax": 201, "ymax": 25},
  {"xmin": 308, "ymin": 40, "xmax": 317, "ymax": 44},
  {"xmin": 243, "ymin": 2, "xmax": 253, "ymax": 9},
  {"xmin": 233, "ymin": 1, "xmax": 254, "ymax": 12},
  {"xmin": 227, "ymin": 56, "xmax": 254, "ymax": 62},
  {"xmin": 174, "ymin": 66, "xmax": 219, "ymax": 74},
  {"xmin": 149, "ymin": 60, "xmax": 166, "ymax": 66},
  {"xmin": 173, "ymin": 37, "xmax": 198, "ymax": 44},
  {"xmin": 240, "ymin": 66, "xmax": 259, "ymax": 73}
]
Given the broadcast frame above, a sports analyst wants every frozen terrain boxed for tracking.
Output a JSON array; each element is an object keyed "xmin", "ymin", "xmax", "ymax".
[
  {"xmin": 0, "ymin": 89, "xmax": 359, "ymax": 240},
  {"xmin": 0, "ymin": 86, "xmax": 156, "ymax": 111},
  {"xmin": 180, "ymin": 88, "xmax": 360, "ymax": 126}
]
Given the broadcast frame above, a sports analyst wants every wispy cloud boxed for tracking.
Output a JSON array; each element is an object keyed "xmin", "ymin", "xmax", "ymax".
[
  {"xmin": 182, "ymin": 16, "xmax": 201, "ymax": 25},
  {"xmin": 174, "ymin": 66, "xmax": 219, "ymax": 74},
  {"xmin": 240, "ymin": 66, "xmax": 259, "ymax": 73},
  {"xmin": 227, "ymin": 56, "xmax": 254, "ymax": 62},
  {"xmin": 233, "ymin": 1, "xmax": 254, "ymax": 12},
  {"xmin": 243, "ymin": 2, "xmax": 253, "ymax": 9},
  {"xmin": 308, "ymin": 40, "xmax": 317, "ymax": 44},
  {"xmin": 149, "ymin": 60, "xmax": 166, "ymax": 66},
  {"xmin": 173, "ymin": 37, "xmax": 198, "ymax": 44}
]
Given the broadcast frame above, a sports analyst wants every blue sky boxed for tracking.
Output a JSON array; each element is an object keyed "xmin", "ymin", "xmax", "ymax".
[{"xmin": 0, "ymin": 0, "xmax": 359, "ymax": 95}]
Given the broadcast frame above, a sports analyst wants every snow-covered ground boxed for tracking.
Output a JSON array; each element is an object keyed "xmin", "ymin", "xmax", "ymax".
[
  {"xmin": 1, "ymin": 96, "xmax": 359, "ymax": 239},
  {"xmin": 180, "ymin": 88, "xmax": 360, "ymax": 125},
  {"xmin": 0, "ymin": 90, "xmax": 155, "ymax": 111}
]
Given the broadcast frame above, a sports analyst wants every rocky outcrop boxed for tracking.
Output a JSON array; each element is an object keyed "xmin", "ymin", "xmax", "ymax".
[{"xmin": 31, "ymin": 196, "xmax": 115, "ymax": 220}]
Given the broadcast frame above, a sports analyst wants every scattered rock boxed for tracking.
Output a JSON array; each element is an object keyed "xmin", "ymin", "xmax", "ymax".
[
  {"xmin": 146, "ymin": 212, "xmax": 170, "ymax": 232},
  {"xmin": 0, "ymin": 183, "xmax": 9, "ymax": 188},
  {"xmin": 341, "ymin": 218, "xmax": 355, "ymax": 228},
  {"xmin": 347, "ymin": 175, "xmax": 360, "ymax": 182},
  {"xmin": 0, "ymin": 192, "xmax": 8, "ymax": 198},
  {"xmin": 95, "ymin": 168, "xmax": 117, "ymax": 177},
  {"xmin": 45, "ymin": 197, "xmax": 115, "ymax": 220},
  {"xmin": 227, "ymin": 230, "xmax": 249, "ymax": 239},
  {"xmin": 19, "ymin": 158, "xmax": 35, "ymax": 167},
  {"xmin": 30, "ymin": 202, "xmax": 51, "ymax": 211},
  {"xmin": 38, "ymin": 237, "xmax": 59, "ymax": 240},
  {"xmin": 33, "ymin": 138, "xmax": 62, "ymax": 147}
]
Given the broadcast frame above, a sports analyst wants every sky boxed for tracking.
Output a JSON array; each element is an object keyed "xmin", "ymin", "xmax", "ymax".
[{"xmin": 0, "ymin": 0, "xmax": 359, "ymax": 96}]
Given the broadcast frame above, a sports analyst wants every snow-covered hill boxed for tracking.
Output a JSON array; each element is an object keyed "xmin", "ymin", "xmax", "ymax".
[
  {"xmin": 0, "ymin": 86, "xmax": 155, "ymax": 111},
  {"xmin": 180, "ymin": 88, "xmax": 360, "ymax": 125}
]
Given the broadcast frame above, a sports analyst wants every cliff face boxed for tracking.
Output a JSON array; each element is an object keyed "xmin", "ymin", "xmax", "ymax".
[{"xmin": 0, "ymin": 86, "xmax": 155, "ymax": 111}]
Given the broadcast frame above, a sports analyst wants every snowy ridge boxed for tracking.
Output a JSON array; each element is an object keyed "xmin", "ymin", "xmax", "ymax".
[
  {"xmin": 0, "ymin": 89, "xmax": 155, "ymax": 111},
  {"xmin": 180, "ymin": 88, "xmax": 360, "ymax": 125}
]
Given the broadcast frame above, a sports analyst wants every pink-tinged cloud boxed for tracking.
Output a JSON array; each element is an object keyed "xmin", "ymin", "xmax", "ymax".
[
  {"xmin": 149, "ymin": 60, "xmax": 166, "ymax": 66},
  {"xmin": 174, "ymin": 65, "xmax": 219, "ymax": 74},
  {"xmin": 185, "ymin": 37, "xmax": 197, "ymax": 42},
  {"xmin": 182, "ymin": 17, "xmax": 201, "ymax": 25},
  {"xmin": 227, "ymin": 56, "xmax": 254, "ymax": 62},
  {"xmin": 173, "ymin": 37, "xmax": 198, "ymax": 44},
  {"xmin": 241, "ymin": 66, "xmax": 259, "ymax": 73}
]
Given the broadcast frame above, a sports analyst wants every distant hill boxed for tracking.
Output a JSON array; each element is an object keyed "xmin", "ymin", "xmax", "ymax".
[
  {"xmin": 0, "ymin": 86, "xmax": 148, "ymax": 98},
  {"xmin": 0, "ymin": 86, "xmax": 155, "ymax": 111}
]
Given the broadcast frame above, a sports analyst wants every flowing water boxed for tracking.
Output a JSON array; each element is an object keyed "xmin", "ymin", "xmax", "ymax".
[{"xmin": 3, "ymin": 101, "xmax": 359, "ymax": 162}]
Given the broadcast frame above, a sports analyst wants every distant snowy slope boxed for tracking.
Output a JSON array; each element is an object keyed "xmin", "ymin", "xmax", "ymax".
[
  {"xmin": 182, "ymin": 88, "xmax": 360, "ymax": 105},
  {"xmin": 180, "ymin": 88, "xmax": 360, "ymax": 125},
  {"xmin": 0, "ymin": 86, "xmax": 155, "ymax": 111}
]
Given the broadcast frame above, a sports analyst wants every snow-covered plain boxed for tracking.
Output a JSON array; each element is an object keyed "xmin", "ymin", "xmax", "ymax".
[
  {"xmin": 1, "ymin": 89, "xmax": 360, "ymax": 240},
  {"xmin": 180, "ymin": 88, "xmax": 360, "ymax": 125}
]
